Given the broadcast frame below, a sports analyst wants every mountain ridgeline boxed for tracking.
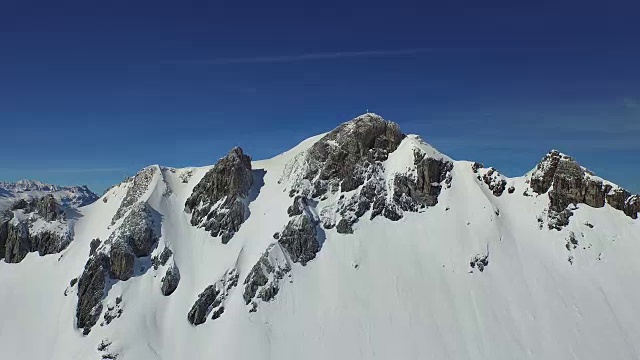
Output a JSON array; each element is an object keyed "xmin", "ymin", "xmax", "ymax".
[{"xmin": 1, "ymin": 113, "xmax": 639, "ymax": 360}]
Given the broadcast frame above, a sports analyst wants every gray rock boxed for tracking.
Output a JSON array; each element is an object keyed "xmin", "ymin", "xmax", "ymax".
[
  {"xmin": 469, "ymin": 253, "xmax": 489, "ymax": 272},
  {"xmin": 243, "ymin": 244, "xmax": 291, "ymax": 307},
  {"xmin": 116, "ymin": 203, "xmax": 157, "ymax": 257},
  {"xmin": 393, "ymin": 150, "xmax": 453, "ymax": 211},
  {"xmin": 2, "ymin": 197, "xmax": 70, "ymax": 262},
  {"xmin": 111, "ymin": 166, "xmax": 157, "ymax": 225},
  {"xmin": 336, "ymin": 218, "xmax": 354, "ymax": 234},
  {"xmin": 161, "ymin": 264, "xmax": 180, "ymax": 296},
  {"xmin": 4, "ymin": 221, "xmax": 30, "ymax": 263},
  {"xmin": 109, "ymin": 243, "xmax": 135, "ymax": 281},
  {"xmin": 10, "ymin": 199, "xmax": 31, "ymax": 211},
  {"xmin": 287, "ymin": 195, "xmax": 307, "ymax": 217},
  {"xmin": 107, "ymin": 203, "xmax": 158, "ymax": 280},
  {"xmin": 30, "ymin": 230, "xmax": 69, "ymax": 256},
  {"xmin": 35, "ymin": 194, "xmax": 64, "ymax": 221},
  {"xmin": 152, "ymin": 247, "xmax": 173, "ymax": 270},
  {"xmin": 530, "ymin": 150, "xmax": 640, "ymax": 226},
  {"xmin": 548, "ymin": 209, "xmax": 573, "ymax": 230},
  {"xmin": 0, "ymin": 210, "xmax": 13, "ymax": 260},
  {"xmin": 278, "ymin": 214, "xmax": 319, "ymax": 265},
  {"xmin": 606, "ymin": 188, "xmax": 640, "ymax": 219},
  {"xmin": 482, "ymin": 168, "xmax": 507, "ymax": 196},
  {"xmin": 530, "ymin": 150, "xmax": 564, "ymax": 195},
  {"xmin": 243, "ymin": 261, "xmax": 268, "ymax": 305},
  {"xmin": 185, "ymin": 147, "xmax": 253, "ymax": 243},
  {"xmin": 299, "ymin": 113, "xmax": 405, "ymax": 197},
  {"xmin": 76, "ymin": 253, "xmax": 110, "ymax": 334},
  {"xmin": 187, "ymin": 285, "xmax": 220, "ymax": 325},
  {"xmin": 211, "ymin": 306, "xmax": 225, "ymax": 320},
  {"xmin": 90, "ymin": 238, "xmax": 101, "ymax": 256}
]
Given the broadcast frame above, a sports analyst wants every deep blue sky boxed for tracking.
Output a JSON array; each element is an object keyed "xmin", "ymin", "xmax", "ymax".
[{"xmin": 1, "ymin": 0, "xmax": 638, "ymax": 194}]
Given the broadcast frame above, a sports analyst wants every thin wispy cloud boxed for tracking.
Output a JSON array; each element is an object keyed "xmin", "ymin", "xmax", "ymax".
[
  {"xmin": 204, "ymin": 48, "xmax": 428, "ymax": 65},
  {"xmin": 170, "ymin": 47, "xmax": 552, "ymax": 66}
]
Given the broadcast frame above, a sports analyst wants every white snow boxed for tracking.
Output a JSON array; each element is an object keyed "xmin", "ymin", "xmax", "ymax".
[{"xmin": 0, "ymin": 132, "xmax": 639, "ymax": 360}]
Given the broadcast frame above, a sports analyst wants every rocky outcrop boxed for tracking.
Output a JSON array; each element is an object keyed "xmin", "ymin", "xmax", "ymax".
[
  {"xmin": 36, "ymin": 194, "xmax": 63, "ymax": 221},
  {"xmin": 151, "ymin": 247, "xmax": 173, "ymax": 270},
  {"xmin": 187, "ymin": 286, "xmax": 219, "ymax": 325},
  {"xmin": 30, "ymin": 230, "xmax": 70, "ymax": 256},
  {"xmin": 109, "ymin": 243, "xmax": 135, "ymax": 281},
  {"xmin": 90, "ymin": 238, "xmax": 101, "ymax": 256},
  {"xmin": 298, "ymin": 113, "xmax": 405, "ymax": 197},
  {"xmin": 107, "ymin": 203, "xmax": 158, "ymax": 281},
  {"xmin": 187, "ymin": 269, "xmax": 238, "ymax": 325},
  {"xmin": 287, "ymin": 195, "xmax": 307, "ymax": 217},
  {"xmin": 605, "ymin": 188, "xmax": 640, "ymax": 219},
  {"xmin": 283, "ymin": 115, "xmax": 452, "ymax": 238},
  {"xmin": 394, "ymin": 150, "xmax": 453, "ymax": 211},
  {"xmin": 469, "ymin": 253, "xmax": 489, "ymax": 272},
  {"xmin": 185, "ymin": 147, "xmax": 253, "ymax": 244},
  {"xmin": 161, "ymin": 264, "xmax": 180, "ymax": 296},
  {"xmin": 278, "ymin": 213, "xmax": 319, "ymax": 265},
  {"xmin": 481, "ymin": 168, "xmax": 507, "ymax": 196},
  {"xmin": 76, "ymin": 253, "xmax": 110, "ymax": 335},
  {"xmin": 4, "ymin": 221, "xmax": 30, "ymax": 263},
  {"xmin": 0, "ymin": 210, "xmax": 13, "ymax": 260},
  {"xmin": 530, "ymin": 150, "xmax": 640, "ymax": 227},
  {"xmin": 2, "ymin": 196, "xmax": 70, "ymax": 263},
  {"xmin": 243, "ymin": 244, "xmax": 291, "ymax": 310},
  {"xmin": 76, "ymin": 203, "xmax": 159, "ymax": 334},
  {"xmin": 111, "ymin": 166, "xmax": 157, "ymax": 225}
]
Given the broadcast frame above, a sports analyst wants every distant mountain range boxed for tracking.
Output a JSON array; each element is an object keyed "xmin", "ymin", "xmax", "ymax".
[{"xmin": 0, "ymin": 179, "xmax": 98, "ymax": 210}]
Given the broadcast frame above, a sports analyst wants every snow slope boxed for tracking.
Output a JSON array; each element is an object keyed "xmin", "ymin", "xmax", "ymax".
[{"xmin": 1, "ymin": 116, "xmax": 639, "ymax": 360}]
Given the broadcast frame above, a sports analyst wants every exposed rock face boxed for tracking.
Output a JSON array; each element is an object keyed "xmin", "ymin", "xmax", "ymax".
[
  {"xmin": 30, "ymin": 230, "xmax": 70, "ymax": 256},
  {"xmin": 0, "ymin": 210, "xmax": 13, "ymax": 260},
  {"xmin": 107, "ymin": 203, "xmax": 158, "ymax": 281},
  {"xmin": 187, "ymin": 269, "xmax": 238, "ymax": 325},
  {"xmin": 2, "ymin": 196, "xmax": 70, "ymax": 263},
  {"xmin": 185, "ymin": 147, "xmax": 253, "ymax": 244},
  {"xmin": 394, "ymin": 150, "xmax": 453, "ymax": 211},
  {"xmin": 605, "ymin": 188, "xmax": 640, "ymax": 219},
  {"xmin": 109, "ymin": 243, "xmax": 135, "ymax": 281},
  {"xmin": 4, "ymin": 221, "xmax": 30, "ymax": 263},
  {"xmin": 278, "ymin": 213, "xmax": 319, "ymax": 265},
  {"xmin": 530, "ymin": 150, "xmax": 640, "ymax": 227},
  {"xmin": 90, "ymin": 238, "xmax": 101, "ymax": 256},
  {"xmin": 243, "ymin": 244, "xmax": 291, "ymax": 309},
  {"xmin": 287, "ymin": 195, "xmax": 307, "ymax": 217},
  {"xmin": 112, "ymin": 166, "xmax": 157, "ymax": 225},
  {"xmin": 283, "ymin": 115, "xmax": 452, "ymax": 240},
  {"xmin": 161, "ymin": 264, "xmax": 180, "ymax": 296},
  {"xmin": 481, "ymin": 168, "xmax": 507, "ymax": 196},
  {"xmin": 188, "ymin": 286, "xmax": 219, "ymax": 325},
  {"xmin": 76, "ymin": 253, "xmax": 110, "ymax": 334},
  {"xmin": 76, "ymin": 203, "xmax": 160, "ymax": 334},
  {"xmin": 300, "ymin": 113, "xmax": 405, "ymax": 197},
  {"xmin": 36, "ymin": 194, "xmax": 63, "ymax": 221},
  {"xmin": 151, "ymin": 247, "xmax": 173, "ymax": 270},
  {"xmin": 469, "ymin": 253, "xmax": 489, "ymax": 272}
]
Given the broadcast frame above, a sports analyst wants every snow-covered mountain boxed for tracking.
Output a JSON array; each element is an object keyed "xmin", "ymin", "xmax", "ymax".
[
  {"xmin": 0, "ymin": 179, "xmax": 98, "ymax": 210},
  {"xmin": 1, "ymin": 113, "xmax": 639, "ymax": 360}
]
